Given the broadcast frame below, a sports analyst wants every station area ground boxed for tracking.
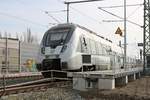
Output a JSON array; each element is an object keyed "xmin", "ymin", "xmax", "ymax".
[
  {"xmin": 0, "ymin": 76, "xmax": 150, "ymax": 100},
  {"xmin": 80, "ymin": 76, "xmax": 150, "ymax": 100}
]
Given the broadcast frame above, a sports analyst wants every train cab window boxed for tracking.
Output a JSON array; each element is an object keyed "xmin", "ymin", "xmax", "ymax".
[
  {"xmin": 42, "ymin": 27, "xmax": 75, "ymax": 47},
  {"xmin": 50, "ymin": 32, "xmax": 67, "ymax": 41}
]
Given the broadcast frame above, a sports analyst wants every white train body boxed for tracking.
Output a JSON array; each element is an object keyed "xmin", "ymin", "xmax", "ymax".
[{"xmin": 40, "ymin": 23, "xmax": 140, "ymax": 72}]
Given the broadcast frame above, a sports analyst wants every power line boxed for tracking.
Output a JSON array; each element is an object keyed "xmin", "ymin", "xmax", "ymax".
[
  {"xmin": 127, "ymin": 6, "xmax": 142, "ymax": 19},
  {"xmin": 64, "ymin": 0, "xmax": 104, "ymax": 4},
  {"xmin": 100, "ymin": 3, "xmax": 143, "ymax": 8},
  {"xmin": 15, "ymin": 0, "xmax": 62, "ymax": 25},
  {"xmin": 45, "ymin": 10, "xmax": 67, "ymax": 13},
  {"xmin": 57, "ymin": 0, "xmax": 103, "ymax": 24},
  {"xmin": 45, "ymin": 11, "xmax": 61, "ymax": 23},
  {"xmin": 102, "ymin": 20, "xmax": 123, "ymax": 22},
  {"xmin": 70, "ymin": 6, "xmax": 101, "ymax": 24},
  {"xmin": 98, "ymin": 7, "xmax": 142, "ymax": 27},
  {"xmin": 0, "ymin": 12, "xmax": 48, "ymax": 28},
  {"xmin": 64, "ymin": 0, "xmax": 104, "ymax": 23}
]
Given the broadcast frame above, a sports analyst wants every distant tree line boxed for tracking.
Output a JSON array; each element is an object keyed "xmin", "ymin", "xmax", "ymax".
[{"xmin": 0, "ymin": 28, "xmax": 39, "ymax": 44}]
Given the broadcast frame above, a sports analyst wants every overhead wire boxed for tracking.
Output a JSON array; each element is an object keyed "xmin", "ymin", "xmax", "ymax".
[
  {"xmin": 0, "ymin": 12, "xmax": 48, "ymax": 28},
  {"xmin": 56, "ymin": 0, "xmax": 103, "ymax": 24},
  {"xmin": 45, "ymin": 11, "xmax": 61, "ymax": 23},
  {"xmin": 98, "ymin": 7, "xmax": 143, "ymax": 28},
  {"xmin": 71, "ymin": 3, "xmax": 116, "ymax": 42},
  {"xmin": 45, "ymin": 10, "xmax": 67, "ymax": 13},
  {"xmin": 15, "ymin": 0, "xmax": 62, "ymax": 24},
  {"xmin": 70, "ymin": 6, "xmax": 101, "ymax": 24},
  {"xmin": 100, "ymin": 3, "xmax": 143, "ymax": 8},
  {"xmin": 127, "ymin": 6, "xmax": 142, "ymax": 19},
  {"xmin": 0, "ymin": 0, "xmax": 49, "ymax": 28}
]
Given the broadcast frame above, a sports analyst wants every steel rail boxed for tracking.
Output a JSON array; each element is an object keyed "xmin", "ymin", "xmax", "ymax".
[{"xmin": 0, "ymin": 80, "xmax": 71, "ymax": 96}]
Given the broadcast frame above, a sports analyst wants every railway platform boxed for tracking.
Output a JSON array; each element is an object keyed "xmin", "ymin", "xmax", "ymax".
[{"xmin": 72, "ymin": 67, "xmax": 143, "ymax": 91}]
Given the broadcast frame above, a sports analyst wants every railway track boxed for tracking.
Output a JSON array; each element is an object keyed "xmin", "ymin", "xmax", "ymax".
[
  {"xmin": 0, "ymin": 73, "xmax": 44, "ymax": 86},
  {"xmin": 0, "ymin": 77, "xmax": 72, "ymax": 97}
]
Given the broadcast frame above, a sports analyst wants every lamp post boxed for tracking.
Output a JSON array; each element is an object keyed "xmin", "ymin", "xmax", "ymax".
[{"xmin": 64, "ymin": 0, "xmax": 103, "ymax": 23}]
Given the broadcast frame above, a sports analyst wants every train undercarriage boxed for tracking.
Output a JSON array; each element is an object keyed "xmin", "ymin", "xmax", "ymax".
[{"xmin": 37, "ymin": 58, "xmax": 96, "ymax": 78}]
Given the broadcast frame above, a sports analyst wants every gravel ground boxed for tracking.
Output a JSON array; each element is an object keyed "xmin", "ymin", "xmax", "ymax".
[
  {"xmin": 0, "ymin": 87, "xmax": 83, "ymax": 100},
  {"xmin": 80, "ymin": 76, "xmax": 150, "ymax": 100},
  {"xmin": 1, "ymin": 77, "xmax": 150, "ymax": 100}
]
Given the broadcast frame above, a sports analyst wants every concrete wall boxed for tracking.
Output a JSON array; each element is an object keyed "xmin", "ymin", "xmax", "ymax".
[
  {"xmin": 73, "ymin": 78, "xmax": 87, "ymax": 91},
  {"xmin": 98, "ymin": 78, "xmax": 115, "ymax": 89}
]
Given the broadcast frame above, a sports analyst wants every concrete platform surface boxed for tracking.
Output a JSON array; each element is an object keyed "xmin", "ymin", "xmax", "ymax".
[{"xmin": 73, "ymin": 67, "xmax": 143, "ymax": 79}]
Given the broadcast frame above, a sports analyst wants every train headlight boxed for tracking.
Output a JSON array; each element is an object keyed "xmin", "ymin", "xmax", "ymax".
[
  {"xmin": 61, "ymin": 45, "xmax": 67, "ymax": 53},
  {"xmin": 41, "ymin": 47, "xmax": 45, "ymax": 54}
]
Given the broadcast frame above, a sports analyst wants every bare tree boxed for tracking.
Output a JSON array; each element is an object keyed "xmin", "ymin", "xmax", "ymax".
[
  {"xmin": 27, "ymin": 28, "xmax": 32, "ymax": 43},
  {"xmin": 20, "ymin": 35, "xmax": 23, "ymax": 42},
  {"xmin": 21, "ymin": 28, "xmax": 39, "ymax": 44},
  {"xmin": 23, "ymin": 32, "xmax": 27, "ymax": 43},
  {"xmin": 16, "ymin": 32, "xmax": 19, "ymax": 39},
  {"xmin": 4, "ymin": 31, "xmax": 7, "ymax": 38},
  {"xmin": 8, "ymin": 33, "xmax": 11, "ymax": 38}
]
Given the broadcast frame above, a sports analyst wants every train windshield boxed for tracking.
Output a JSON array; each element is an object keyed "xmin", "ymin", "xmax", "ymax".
[
  {"xmin": 43, "ymin": 27, "xmax": 72, "ymax": 47},
  {"xmin": 50, "ymin": 29, "xmax": 68, "ymax": 41}
]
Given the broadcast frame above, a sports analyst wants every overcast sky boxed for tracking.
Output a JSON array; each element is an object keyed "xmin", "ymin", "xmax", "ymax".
[{"xmin": 0, "ymin": 0, "xmax": 143, "ymax": 46}]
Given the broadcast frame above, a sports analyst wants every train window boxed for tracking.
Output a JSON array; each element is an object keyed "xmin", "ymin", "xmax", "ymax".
[
  {"xmin": 89, "ymin": 39, "xmax": 92, "ymax": 54},
  {"xmin": 102, "ymin": 44, "xmax": 107, "ymax": 55},
  {"xmin": 77, "ymin": 39, "xmax": 81, "ymax": 52},
  {"xmin": 43, "ymin": 27, "xmax": 72, "ymax": 46},
  {"xmin": 85, "ymin": 38, "xmax": 90, "ymax": 54},
  {"xmin": 118, "ymin": 56, "xmax": 120, "ymax": 63},
  {"xmin": 83, "ymin": 37, "xmax": 87, "ymax": 46},
  {"xmin": 50, "ymin": 29, "xmax": 68, "ymax": 42},
  {"xmin": 50, "ymin": 32, "xmax": 67, "ymax": 41},
  {"xmin": 98, "ymin": 43, "xmax": 103, "ymax": 55},
  {"xmin": 45, "ymin": 33, "xmax": 51, "ymax": 46},
  {"xmin": 95, "ymin": 42, "xmax": 98, "ymax": 54},
  {"xmin": 90, "ymin": 40, "xmax": 96, "ymax": 54},
  {"xmin": 81, "ymin": 36, "xmax": 88, "ymax": 53}
]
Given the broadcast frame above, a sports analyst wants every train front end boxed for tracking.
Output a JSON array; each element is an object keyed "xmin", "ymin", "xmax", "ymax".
[{"xmin": 40, "ymin": 24, "xmax": 75, "ymax": 77}]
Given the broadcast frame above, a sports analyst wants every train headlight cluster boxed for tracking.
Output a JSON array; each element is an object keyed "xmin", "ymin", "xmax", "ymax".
[{"xmin": 41, "ymin": 47, "xmax": 45, "ymax": 54}]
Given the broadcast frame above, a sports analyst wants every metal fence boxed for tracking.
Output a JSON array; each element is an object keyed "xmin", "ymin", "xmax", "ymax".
[
  {"xmin": 20, "ymin": 42, "xmax": 40, "ymax": 72},
  {"xmin": 0, "ymin": 38, "xmax": 40, "ymax": 73}
]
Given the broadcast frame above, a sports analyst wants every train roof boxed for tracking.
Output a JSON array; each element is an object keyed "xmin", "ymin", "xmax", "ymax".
[
  {"xmin": 54, "ymin": 23, "xmax": 112, "ymax": 43},
  {"xmin": 54, "ymin": 23, "xmax": 124, "ymax": 54}
]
